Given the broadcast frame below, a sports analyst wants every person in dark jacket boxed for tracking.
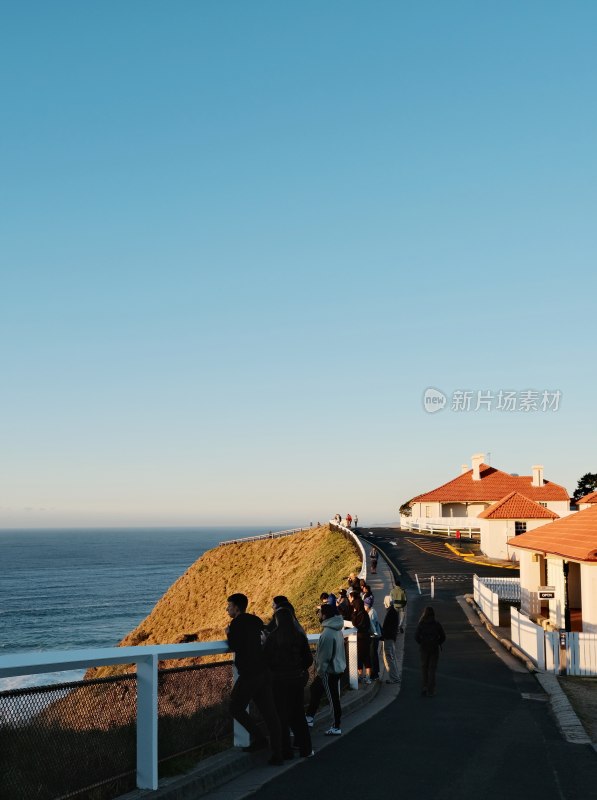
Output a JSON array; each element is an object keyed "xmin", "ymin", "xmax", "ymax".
[
  {"xmin": 381, "ymin": 595, "xmax": 400, "ymax": 683},
  {"xmin": 348, "ymin": 572, "xmax": 361, "ymax": 593},
  {"xmin": 336, "ymin": 589, "xmax": 351, "ymax": 621},
  {"xmin": 263, "ymin": 595, "xmax": 305, "ymax": 635},
  {"xmin": 414, "ymin": 605, "xmax": 446, "ymax": 697},
  {"xmin": 351, "ymin": 595, "xmax": 372, "ymax": 683},
  {"xmin": 263, "ymin": 607, "xmax": 314, "ymax": 758},
  {"xmin": 226, "ymin": 593, "xmax": 283, "ymax": 764},
  {"xmin": 369, "ymin": 546, "xmax": 378, "ymax": 574}
]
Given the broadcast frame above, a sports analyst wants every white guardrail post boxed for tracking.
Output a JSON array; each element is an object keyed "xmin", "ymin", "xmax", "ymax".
[{"xmin": 137, "ymin": 653, "xmax": 159, "ymax": 790}]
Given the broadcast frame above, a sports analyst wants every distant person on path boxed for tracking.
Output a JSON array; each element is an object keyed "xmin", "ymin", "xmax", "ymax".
[
  {"xmin": 346, "ymin": 513, "xmax": 353, "ymax": 527},
  {"xmin": 305, "ymin": 604, "xmax": 346, "ymax": 735},
  {"xmin": 369, "ymin": 546, "xmax": 378, "ymax": 574},
  {"xmin": 262, "ymin": 607, "xmax": 314, "ymax": 759},
  {"xmin": 390, "ymin": 580, "xmax": 407, "ymax": 633},
  {"xmin": 364, "ymin": 596, "xmax": 381, "ymax": 680},
  {"xmin": 354, "ymin": 514, "xmax": 358, "ymax": 528},
  {"xmin": 414, "ymin": 606, "xmax": 446, "ymax": 697},
  {"xmin": 381, "ymin": 596, "xmax": 400, "ymax": 684},
  {"xmin": 225, "ymin": 593, "xmax": 283, "ymax": 765}
]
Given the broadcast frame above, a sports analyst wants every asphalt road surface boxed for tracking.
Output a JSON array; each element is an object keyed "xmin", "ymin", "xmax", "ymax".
[{"xmin": 248, "ymin": 528, "xmax": 597, "ymax": 800}]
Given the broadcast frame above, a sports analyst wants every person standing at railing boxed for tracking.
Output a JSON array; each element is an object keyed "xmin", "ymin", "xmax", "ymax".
[
  {"xmin": 305, "ymin": 604, "xmax": 346, "ymax": 735},
  {"xmin": 350, "ymin": 595, "xmax": 372, "ymax": 684},
  {"xmin": 263, "ymin": 607, "xmax": 314, "ymax": 759},
  {"xmin": 348, "ymin": 572, "xmax": 361, "ymax": 593},
  {"xmin": 364, "ymin": 597, "xmax": 381, "ymax": 680},
  {"xmin": 225, "ymin": 593, "xmax": 284, "ymax": 765}
]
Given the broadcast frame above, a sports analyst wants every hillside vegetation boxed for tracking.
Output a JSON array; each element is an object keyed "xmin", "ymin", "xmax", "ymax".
[{"xmin": 89, "ymin": 525, "xmax": 360, "ymax": 678}]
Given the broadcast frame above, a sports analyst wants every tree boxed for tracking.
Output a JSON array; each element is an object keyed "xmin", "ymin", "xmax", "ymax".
[
  {"xmin": 399, "ymin": 499, "xmax": 414, "ymax": 517},
  {"xmin": 572, "ymin": 473, "xmax": 597, "ymax": 503}
]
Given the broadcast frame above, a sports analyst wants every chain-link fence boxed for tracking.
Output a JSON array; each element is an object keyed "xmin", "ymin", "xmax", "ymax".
[{"xmin": 0, "ymin": 661, "xmax": 234, "ymax": 800}]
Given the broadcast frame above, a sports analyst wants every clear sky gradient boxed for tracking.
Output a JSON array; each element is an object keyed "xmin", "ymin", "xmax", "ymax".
[{"xmin": 2, "ymin": 2, "xmax": 596, "ymax": 528}]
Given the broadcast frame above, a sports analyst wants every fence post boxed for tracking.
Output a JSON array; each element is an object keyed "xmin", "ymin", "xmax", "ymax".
[
  {"xmin": 136, "ymin": 653, "xmax": 159, "ymax": 790},
  {"xmin": 232, "ymin": 665, "xmax": 250, "ymax": 747},
  {"xmin": 431, "ymin": 576, "xmax": 435, "ymax": 599}
]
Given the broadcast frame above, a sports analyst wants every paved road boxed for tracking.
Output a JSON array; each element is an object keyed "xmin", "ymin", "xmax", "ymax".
[{"xmin": 248, "ymin": 528, "xmax": 597, "ymax": 800}]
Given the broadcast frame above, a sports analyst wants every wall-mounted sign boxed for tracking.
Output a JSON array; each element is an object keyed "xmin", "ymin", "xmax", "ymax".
[{"xmin": 538, "ymin": 586, "xmax": 556, "ymax": 600}]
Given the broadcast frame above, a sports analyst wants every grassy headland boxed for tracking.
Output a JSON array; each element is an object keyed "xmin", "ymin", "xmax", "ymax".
[{"xmin": 89, "ymin": 524, "xmax": 361, "ymax": 677}]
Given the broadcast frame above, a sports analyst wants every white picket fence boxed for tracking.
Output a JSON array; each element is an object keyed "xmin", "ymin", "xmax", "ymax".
[
  {"xmin": 510, "ymin": 608, "xmax": 597, "ymax": 675},
  {"xmin": 473, "ymin": 575, "xmax": 521, "ymax": 626},
  {"xmin": 566, "ymin": 632, "xmax": 597, "ymax": 676},
  {"xmin": 511, "ymin": 607, "xmax": 557, "ymax": 671},
  {"xmin": 400, "ymin": 516, "xmax": 480, "ymax": 539}
]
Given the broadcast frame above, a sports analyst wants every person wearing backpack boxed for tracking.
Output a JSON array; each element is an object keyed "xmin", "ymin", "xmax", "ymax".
[
  {"xmin": 414, "ymin": 606, "xmax": 446, "ymax": 697},
  {"xmin": 390, "ymin": 580, "xmax": 407, "ymax": 633}
]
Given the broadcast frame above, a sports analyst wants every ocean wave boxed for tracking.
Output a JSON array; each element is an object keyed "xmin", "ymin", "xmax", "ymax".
[{"xmin": 0, "ymin": 669, "xmax": 86, "ymax": 693}]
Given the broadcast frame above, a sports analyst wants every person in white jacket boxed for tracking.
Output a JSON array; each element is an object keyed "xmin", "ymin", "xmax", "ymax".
[{"xmin": 305, "ymin": 605, "xmax": 346, "ymax": 735}]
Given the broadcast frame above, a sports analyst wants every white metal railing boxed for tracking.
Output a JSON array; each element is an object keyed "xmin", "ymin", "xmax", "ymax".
[
  {"xmin": 474, "ymin": 576, "xmax": 520, "ymax": 626},
  {"xmin": 477, "ymin": 576, "xmax": 520, "ymax": 601},
  {"xmin": 218, "ymin": 526, "xmax": 311, "ymax": 546},
  {"xmin": 329, "ymin": 521, "xmax": 367, "ymax": 580},
  {"xmin": 0, "ymin": 630, "xmax": 358, "ymax": 792},
  {"xmin": 400, "ymin": 516, "xmax": 480, "ymax": 539}
]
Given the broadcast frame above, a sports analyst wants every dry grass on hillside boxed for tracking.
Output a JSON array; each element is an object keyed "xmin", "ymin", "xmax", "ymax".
[{"xmin": 89, "ymin": 525, "xmax": 360, "ymax": 678}]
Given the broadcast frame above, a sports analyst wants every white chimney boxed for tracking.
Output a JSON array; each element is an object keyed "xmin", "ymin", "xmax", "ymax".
[
  {"xmin": 461, "ymin": 464, "xmax": 469, "ymax": 474},
  {"xmin": 471, "ymin": 453, "xmax": 484, "ymax": 481},
  {"xmin": 532, "ymin": 465, "xmax": 544, "ymax": 487}
]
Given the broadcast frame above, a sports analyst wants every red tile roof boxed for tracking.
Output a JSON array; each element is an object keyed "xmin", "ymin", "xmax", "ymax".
[
  {"xmin": 411, "ymin": 464, "xmax": 569, "ymax": 504},
  {"xmin": 508, "ymin": 504, "xmax": 597, "ymax": 562},
  {"xmin": 577, "ymin": 490, "xmax": 597, "ymax": 505},
  {"xmin": 479, "ymin": 492, "xmax": 559, "ymax": 520}
]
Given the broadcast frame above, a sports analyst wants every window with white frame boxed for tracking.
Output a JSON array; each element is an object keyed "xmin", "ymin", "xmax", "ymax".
[{"xmin": 515, "ymin": 521, "xmax": 527, "ymax": 535}]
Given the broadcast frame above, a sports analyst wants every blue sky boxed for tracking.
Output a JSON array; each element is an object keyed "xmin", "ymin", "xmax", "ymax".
[{"xmin": 1, "ymin": 2, "xmax": 596, "ymax": 528}]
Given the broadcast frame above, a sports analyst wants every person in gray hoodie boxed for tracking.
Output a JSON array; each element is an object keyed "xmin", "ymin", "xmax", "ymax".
[{"xmin": 305, "ymin": 604, "xmax": 346, "ymax": 735}]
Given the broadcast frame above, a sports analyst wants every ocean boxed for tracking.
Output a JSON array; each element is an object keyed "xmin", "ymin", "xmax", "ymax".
[{"xmin": 0, "ymin": 526, "xmax": 290, "ymax": 691}]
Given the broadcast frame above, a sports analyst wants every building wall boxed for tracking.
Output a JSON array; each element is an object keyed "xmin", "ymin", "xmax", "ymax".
[
  {"xmin": 547, "ymin": 558, "xmax": 566, "ymax": 629},
  {"xmin": 546, "ymin": 500, "xmax": 571, "ymax": 516},
  {"xmin": 518, "ymin": 549, "xmax": 543, "ymax": 616},
  {"xmin": 441, "ymin": 503, "xmax": 468, "ymax": 517},
  {"xmin": 581, "ymin": 564, "xmax": 597, "ymax": 633},
  {"xmin": 483, "ymin": 518, "xmax": 550, "ymax": 560},
  {"xmin": 410, "ymin": 502, "xmax": 441, "ymax": 518}
]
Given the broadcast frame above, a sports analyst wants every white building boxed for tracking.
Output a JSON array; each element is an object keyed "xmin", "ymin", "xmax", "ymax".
[
  {"xmin": 405, "ymin": 453, "xmax": 570, "ymax": 560},
  {"xmin": 508, "ymin": 504, "xmax": 597, "ymax": 633}
]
